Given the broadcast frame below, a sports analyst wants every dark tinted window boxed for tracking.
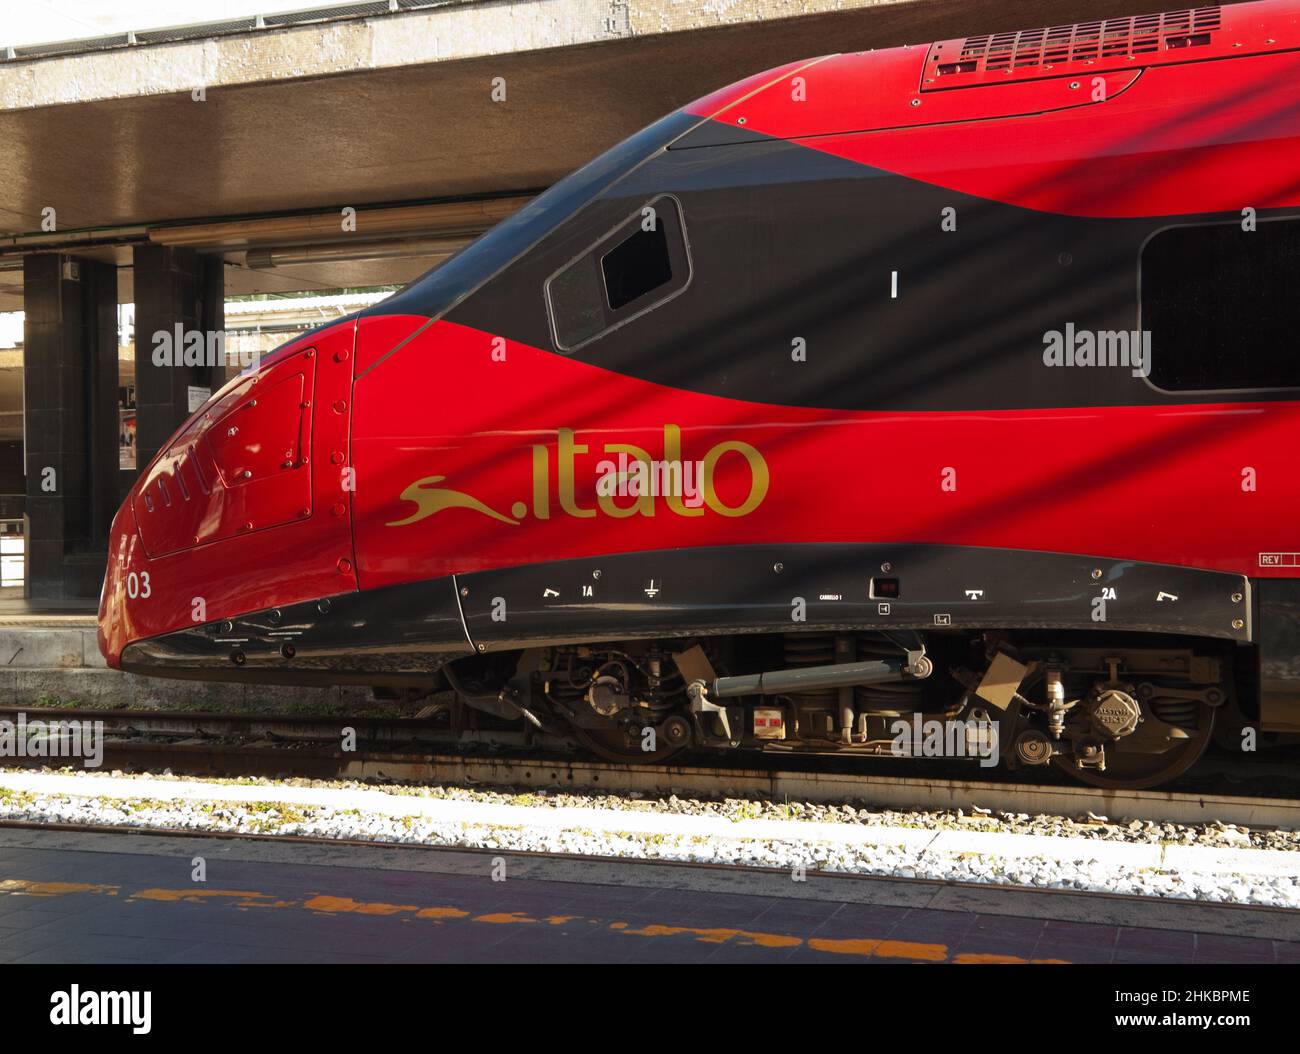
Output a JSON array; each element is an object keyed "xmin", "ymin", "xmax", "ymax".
[
  {"xmin": 1144, "ymin": 220, "xmax": 1300, "ymax": 390},
  {"xmin": 602, "ymin": 223, "xmax": 672, "ymax": 309}
]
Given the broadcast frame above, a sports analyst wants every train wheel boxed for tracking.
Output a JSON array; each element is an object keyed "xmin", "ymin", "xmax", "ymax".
[
  {"xmin": 572, "ymin": 723, "xmax": 685, "ymax": 764},
  {"xmin": 1053, "ymin": 697, "xmax": 1216, "ymax": 790}
]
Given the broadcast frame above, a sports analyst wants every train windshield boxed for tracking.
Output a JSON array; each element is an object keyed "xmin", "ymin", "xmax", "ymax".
[{"xmin": 365, "ymin": 110, "xmax": 699, "ymax": 326}]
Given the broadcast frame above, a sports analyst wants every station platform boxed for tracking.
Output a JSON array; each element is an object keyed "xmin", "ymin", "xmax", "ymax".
[
  {"xmin": 0, "ymin": 591, "xmax": 96, "ymax": 624},
  {"xmin": 0, "ymin": 592, "xmax": 364, "ymax": 711},
  {"xmin": 0, "ymin": 828, "xmax": 1294, "ymax": 964}
]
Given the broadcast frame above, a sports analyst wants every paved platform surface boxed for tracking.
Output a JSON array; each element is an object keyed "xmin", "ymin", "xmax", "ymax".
[
  {"xmin": 0, "ymin": 829, "xmax": 1295, "ymax": 963},
  {"xmin": 0, "ymin": 591, "xmax": 97, "ymax": 624},
  {"xmin": 0, "ymin": 595, "xmax": 360, "ymax": 709}
]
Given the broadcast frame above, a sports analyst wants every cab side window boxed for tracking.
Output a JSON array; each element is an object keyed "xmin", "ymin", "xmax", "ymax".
[{"xmin": 546, "ymin": 196, "xmax": 691, "ymax": 352}]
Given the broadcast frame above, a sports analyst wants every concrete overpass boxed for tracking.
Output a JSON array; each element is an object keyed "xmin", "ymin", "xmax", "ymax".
[{"xmin": 0, "ymin": 0, "xmax": 1237, "ymax": 599}]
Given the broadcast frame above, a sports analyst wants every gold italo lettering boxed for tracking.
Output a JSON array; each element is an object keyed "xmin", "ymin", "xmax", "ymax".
[
  {"xmin": 557, "ymin": 428, "xmax": 595, "ymax": 518},
  {"xmin": 394, "ymin": 425, "xmax": 769, "ymax": 529},
  {"xmin": 597, "ymin": 443, "xmax": 655, "ymax": 518},
  {"xmin": 662, "ymin": 424, "xmax": 704, "ymax": 518},
  {"xmin": 702, "ymin": 440, "xmax": 769, "ymax": 517},
  {"xmin": 531, "ymin": 444, "xmax": 550, "ymax": 520}
]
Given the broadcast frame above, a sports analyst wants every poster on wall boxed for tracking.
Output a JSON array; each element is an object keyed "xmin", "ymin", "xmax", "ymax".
[{"xmin": 119, "ymin": 385, "xmax": 136, "ymax": 471}]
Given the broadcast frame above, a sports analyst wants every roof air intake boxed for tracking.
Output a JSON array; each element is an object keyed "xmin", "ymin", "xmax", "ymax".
[{"xmin": 938, "ymin": 6, "xmax": 1222, "ymax": 77}]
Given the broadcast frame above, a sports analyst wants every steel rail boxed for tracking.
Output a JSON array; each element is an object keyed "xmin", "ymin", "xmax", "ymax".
[{"xmin": 1, "ymin": 703, "xmax": 1298, "ymax": 828}]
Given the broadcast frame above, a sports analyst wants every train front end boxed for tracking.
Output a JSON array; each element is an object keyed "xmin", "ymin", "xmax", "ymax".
[{"xmin": 97, "ymin": 321, "xmax": 361, "ymax": 680}]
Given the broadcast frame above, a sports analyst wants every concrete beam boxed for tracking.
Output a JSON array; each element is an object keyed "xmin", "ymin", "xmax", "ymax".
[
  {"xmin": 0, "ymin": 0, "xmax": 905, "ymax": 110},
  {"xmin": 0, "ymin": 0, "xmax": 1233, "ymax": 240}
]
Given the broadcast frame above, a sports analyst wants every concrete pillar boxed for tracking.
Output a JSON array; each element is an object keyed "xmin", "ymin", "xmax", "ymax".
[
  {"xmin": 22, "ymin": 254, "xmax": 119, "ymax": 601},
  {"xmin": 132, "ymin": 245, "xmax": 224, "ymax": 471}
]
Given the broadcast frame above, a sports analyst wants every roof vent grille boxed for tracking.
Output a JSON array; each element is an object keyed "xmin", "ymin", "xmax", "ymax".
[{"xmin": 940, "ymin": 6, "xmax": 1221, "ymax": 76}]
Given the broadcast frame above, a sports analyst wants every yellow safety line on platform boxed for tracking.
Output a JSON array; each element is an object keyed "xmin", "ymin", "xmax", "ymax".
[
  {"xmin": 0, "ymin": 879, "xmax": 119, "ymax": 897},
  {"xmin": 0, "ymin": 876, "xmax": 1069, "ymax": 962}
]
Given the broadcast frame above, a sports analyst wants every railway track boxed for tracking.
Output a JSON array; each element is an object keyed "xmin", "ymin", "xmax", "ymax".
[{"xmin": 5, "ymin": 705, "xmax": 1300, "ymax": 829}]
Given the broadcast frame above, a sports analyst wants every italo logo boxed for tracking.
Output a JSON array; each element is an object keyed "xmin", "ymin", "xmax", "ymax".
[{"xmin": 388, "ymin": 425, "xmax": 769, "ymax": 527}]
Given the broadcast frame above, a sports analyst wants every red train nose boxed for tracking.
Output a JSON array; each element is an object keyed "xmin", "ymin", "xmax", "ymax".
[
  {"xmin": 97, "ymin": 501, "xmax": 142, "ymax": 668},
  {"xmin": 97, "ymin": 325, "xmax": 360, "ymax": 670},
  {"xmin": 132, "ymin": 352, "xmax": 316, "ymax": 558}
]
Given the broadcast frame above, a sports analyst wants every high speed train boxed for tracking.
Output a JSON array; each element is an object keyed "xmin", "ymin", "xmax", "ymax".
[{"xmin": 99, "ymin": 0, "xmax": 1300, "ymax": 789}]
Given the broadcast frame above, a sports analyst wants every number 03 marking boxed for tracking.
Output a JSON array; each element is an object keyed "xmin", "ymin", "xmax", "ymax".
[{"xmin": 126, "ymin": 571, "xmax": 152, "ymax": 599}]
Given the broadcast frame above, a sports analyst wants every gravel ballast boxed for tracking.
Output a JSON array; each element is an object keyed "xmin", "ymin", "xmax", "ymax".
[{"xmin": 1, "ymin": 767, "xmax": 1299, "ymax": 907}]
